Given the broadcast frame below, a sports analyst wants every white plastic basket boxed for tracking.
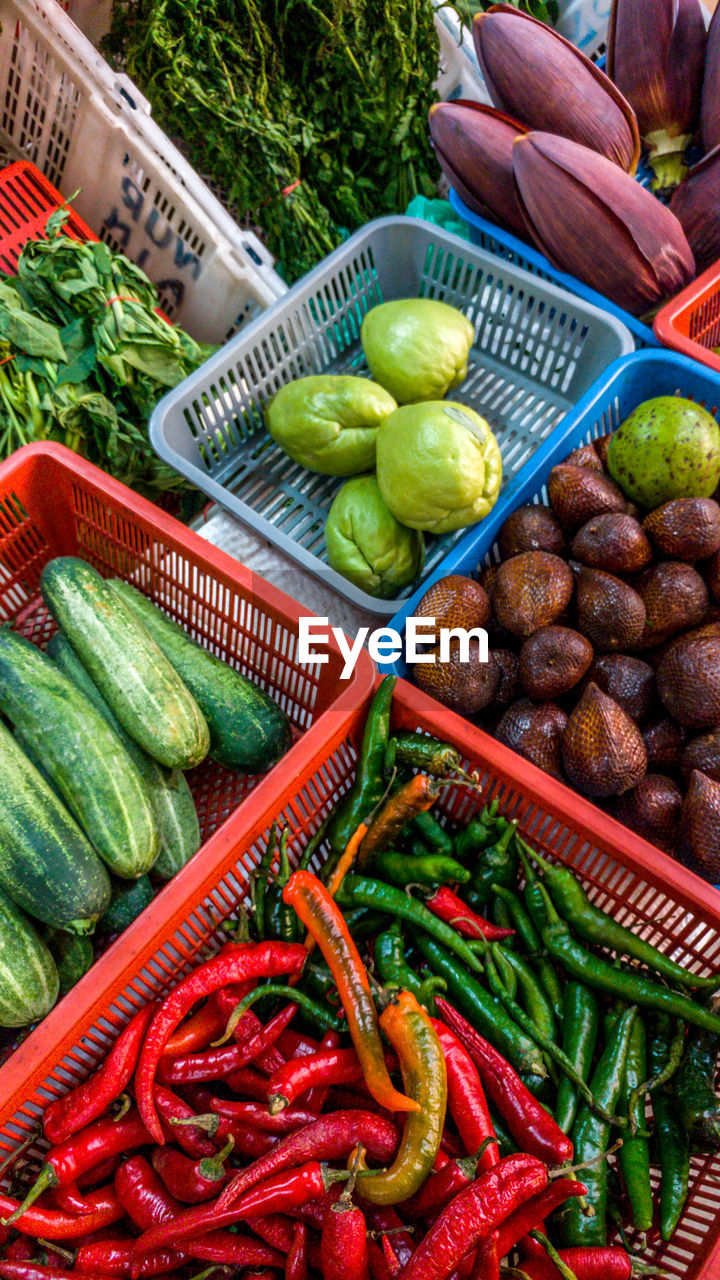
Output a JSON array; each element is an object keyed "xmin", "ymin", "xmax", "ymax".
[
  {"xmin": 433, "ymin": 3, "xmax": 492, "ymax": 103},
  {"xmin": 0, "ymin": 0, "xmax": 287, "ymax": 343}
]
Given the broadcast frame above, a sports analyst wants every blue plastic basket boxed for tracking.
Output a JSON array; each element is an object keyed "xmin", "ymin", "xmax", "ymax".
[
  {"xmin": 383, "ymin": 347, "xmax": 720, "ymax": 674},
  {"xmin": 449, "ymin": 187, "xmax": 659, "ymax": 349}
]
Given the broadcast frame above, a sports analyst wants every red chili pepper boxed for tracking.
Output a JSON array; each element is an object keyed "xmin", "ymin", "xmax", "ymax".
[
  {"xmin": 437, "ymin": 1000, "xmax": 573, "ymax": 1168},
  {"xmin": 135, "ymin": 940, "xmax": 307, "ymax": 1143},
  {"xmin": 246, "ymin": 1213, "xmax": 296, "ymax": 1253},
  {"xmin": 217, "ymin": 1110, "xmax": 398, "ymax": 1211},
  {"xmin": 3, "ymin": 1240, "xmax": 34, "ymax": 1261},
  {"xmin": 77, "ymin": 1156, "xmax": 121, "ymax": 1188},
  {"xmin": 0, "ymin": 1187, "xmax": 123, "ymax": 1239},
  {"xmin": 43, "ymin": 1006, "xmax": 155, "ymax": 1146},
  {"xmin": 431, "ymin": 1022, "xmax": 498, "ymax": 1170},
  {"xmin": 151, "ymin": 1136, "xmax": 234, "ymax": 1204},
  {"xmin": 439, "ymin": 1129, "xmax": 464, "ymax": 1159},
  {"xmin": 161, "ymin": 1001, "xmax": 298, "ymax": 1085},
  {"xmin": 0, "ymin": 1265, "xmax": 119, "ymax": 1280},
  {"xmin": 286, "ymin": 1221, "xmax": 308, "ymax": 1280},
  {"xmin": 116, "ymin": 1155, "xmax": 285, "ymax": 1270},
  {"xmin": 398, "ymin": 1154, "xmax": 547, "ymax": 1280},
  {"xmin": 426, "ymin": 890, "xmax": 514, "ymax": 942},
  {"xmin": 297, "ymin": 1028, "xmax": 339, "ymax": 1113},
  {"xmin": 472, "ymin": 1180, "xmax": 588, "ymax": 1277},
  {"xmin": 212, "ymin": 989, "xmax": 286, "ymax": 1074},
  {"xmin": 283, "ymin": 871, "xmax": 416, "ymax": 1115},
  {"xmin": 209, "ymin": 1098, "xmax": 318, "ymax": 1133},
  {"xmin": 278, "ymin": 1030, "xmax": 320, "ymax": 1058},
  {"xmin": 380, "ymin": 1235, "xmax": 401, "ymax": 1280},
  {"xmin": 2, "ymin": 1113, "xmax": 152, "ymax": 1225},
  {"xmin": 131, "ymin": 1161, "xmax": 348, "ymax": 1255},
  {"xmin": 267, "ymin": 1047, "xmax": 364, "ymax": 1110},
  {"xmin": 401, "ymin": 1154, "xmax": 479, "ymax": 1222},
  {"xmin": 514, "ymin": 1248, "xmax": 632, "ymax": 1280},
  {"xmin": 225, "ymin": 1066, "xmax": 272, "ymax": 1099},
  {"xmin": 321, "ymin": 1187, "xmax": 369, "ymax": 1280},
  {"xmin": 153, "ymin": 1086, "xmax": 216, "ymax": 1157},
  {"xmin": 163, "ymin": 1002, "xmax": 226, "ymax": 1059},
  {"xmin": 363, "ymin": 1206, "xmax": 415, "ymax": 1269},
  {"xmin": 75, "ymin": 1239, "xmax": 185, "ymax": 1277},
  {"xmin": 51, "ymin": 1182, "xmax": 118, "ymax": 1216},
  {"xmin": 368, "ymin": 1240, "xmax": 392, "ymax": 1280}
]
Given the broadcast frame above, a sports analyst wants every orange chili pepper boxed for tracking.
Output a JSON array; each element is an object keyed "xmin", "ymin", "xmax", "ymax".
[
  {"xmin": 358, "ymin": 775, "xmax": 441, "ymax": 868},
  {"xmin": 283, "ymin": 871, "xmax": 419, "ymax": 1115},
  {"xmin": 304, "ymin": 822, "xmax": 368, "ymax": 960},
  {"xmin": 163, "ymin": 1002, "xmax": 226, "ymax": 1058}
]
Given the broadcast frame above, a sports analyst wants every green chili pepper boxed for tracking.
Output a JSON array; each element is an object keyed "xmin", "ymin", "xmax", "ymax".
[
  {"xmin": 487, "ymin": 1107, "xmax": 517, "ymax": 1156},
  {"xmin": 491, "ymin": 883, "xmax": 562, "ymax": 1007},
  {"xmin": 464, "ymin": 822, "xmax": 518, "ymax": 909},
  {"xmin": 263, "ymin": 830, "xmax": 299, "ymax": 943},
  {"xmin": 218, "ymin": 981, "xmax": 344, "ymax": 1039},
  {"xmin": 252, "ymin": 821, "xmax": 280, "ymax": 939},
  {"xmin": 521, "ymin": 840, "xmax": 720, "ymax": 991},
  {"xmin": 626, "ymin": 1016, "xmax": 684, "ymax": 1125},
  {"xmin": 674, "ymin": 1027, "xmax": 720, "ymax": 1148},
  {"xmin": 492, "ymin": 943, "xmax": 518, "ymax": 1001},
  {"xmin": 328, "ymin": 676, "xmax": 396, "ymax": 856},
  {"xmin": 650, "ymin": 1014, "xmax": 690, "ymax": 1241},
  {"xmin": 618, "ymin": 1013, "xmax": 653, "ymax": 1232},
  {"xmin": 374, "ymin": 923, "xmax": 446, "ymax": 1012},
  {"xmin": 555, "ymin": 982, "xmax": 600, "ymax": 1134},
  {"xmin": 492, "ymin": 895, "xmax": 516, "ymax": 945},
  {"xmin": 392, "ymin": 731, "xmax": 464, "ymax": 779},
  {"xmin": 563, "ymin": 1006, "xmax": 637, "ymax": 1247},
  {"xmin": 412, "ymin": 931, "xmax": 548, "ymax": 1086},
  {"xmin": 300, "ymin": 963, "xmax": 340, "ymax": 1008},
  {"xmin": 409, "ymin": 809, "xmax": 455, "ymax": 857},
  {"xmin": 336, "ymin": 874, "xmax": 485, "ymax": 975},
  {"xmin": 494, "ymin": 946, "xmax": 557, "ymax": 1044},
  {"xmin": 454, "ymin": 811, "xmax": 506, "ymax": 861},
  {"xmin": 374, "ymin": 850, "xmax": 470, "ymax": 889},
  {"xmin": 342, "ymin": 907, "xmax": 392, "ymax": 941},
  {"xmin": 521, "ymin": 861, "xmax": 720, "ymax": 1037}
]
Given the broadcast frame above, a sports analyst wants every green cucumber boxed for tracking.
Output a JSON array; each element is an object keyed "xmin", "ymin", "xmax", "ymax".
[
  {"xmin": 111, "ymin": 579, "xmax": 292, "ymax": 773},
  {"xmin": 40, "ymin": 558, "xmax": 210, "ymax": 770},
  {"xmin": 0, "ymin": 722, "xmax": 111, "ymax": 933},
  {"xmin": 0, "ymin": 628, "xmax": 159, "ymax": 879},
  {"xmin": 46, "ymin": 930, "xmax": 94, "ymax": 997},
  {"xmin": 48, "ymin": 632, "xmax": 201, "ymax": 880},
  {"xmin": 0, "ymin": 887, "xmax": 59, "ymax": 1026},
  {"xmin": 98, "ymin": 875, "xmax": 155, "ymax": 936}
]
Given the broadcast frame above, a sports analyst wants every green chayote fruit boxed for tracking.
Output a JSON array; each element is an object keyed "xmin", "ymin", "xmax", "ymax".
[
  {"xmin": 608, "ymin": 396, "xmax": 720, "ymax": 508},
  {"xmin": 325, "ymin": 475, "xmax": 424, "ymax": 598},
  {"xmin": 265, "ymin": 375, "xmax": 396, "ymax": 476},
  {"xmin": 361, "ymin": 298, "xmax": 474, "ymax": 403},
  {"xmin": 376, "ymin": 401, "xmax": 503, "ymax": 534}
]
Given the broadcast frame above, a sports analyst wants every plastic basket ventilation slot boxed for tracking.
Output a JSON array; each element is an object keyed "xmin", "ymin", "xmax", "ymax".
[
  {"xmin": 5, "ymin": 21, "xmax": 78, "ymax": 187},
  {"xmin": 688, "ymin": 292, "xmax": 720, "ymax": 350}
]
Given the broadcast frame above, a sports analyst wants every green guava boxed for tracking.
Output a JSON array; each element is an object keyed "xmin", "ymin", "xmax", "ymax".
[
  {"xmin": 325, "ymin": 475, "xmax": 424, "ymax": 598},
  {"xmin": 376, "ymin": 401, "xmax": 503, "ymax": 534},
  {"xmin": 265, "ymin": 375, "xmax": 396, "ymax": 475},
  {"xmin": 361, "ymin": 298, "xmax": 474, "ymax": 403},
  {"xmin": 607, "ymin": 396, "xmax": 720, "ymax": 507}
]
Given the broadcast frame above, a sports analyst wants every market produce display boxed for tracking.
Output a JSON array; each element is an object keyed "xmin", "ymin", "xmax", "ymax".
[
  {"xmin": 2, "ymin": 679, "xmax": 718, "ymax": 1278},
  {"xmin": 263, "ymin": 299, "xmax": 502, "ymax": 596},
  {"xmin": 0, "ymin": 555, "xmax": 291, "ymax": 1034},
  {"xmin": 410, "ymin": 397, "xmax": 720, "ymax": 880},
  {"xmin": 429, "ymin": 0, "xmax": 720, "ymax": 316},
  {"xmin": 0, "ymin": 210, "xmax": 215, "ymax": 497}
]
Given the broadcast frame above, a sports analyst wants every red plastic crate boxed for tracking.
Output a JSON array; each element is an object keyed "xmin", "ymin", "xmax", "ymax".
[
  {"xmin": 2, "ymin": 675, "xmax": 720, "ymax": 1276},
  {"xmin": 0, "ymin": 160, "xmax": 97, "ymax": 271},
  {"xmin": 0, "ymin": 441, "xmax": 374, "ymax": 1108},
  {"xmin": 654, "ymin": 259, "xmax": 720, "ymax": 373}
]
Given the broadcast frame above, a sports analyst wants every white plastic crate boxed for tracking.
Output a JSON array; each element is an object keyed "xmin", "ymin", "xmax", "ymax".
[
  {"xmin": 0, "ymin": 0, "xmax": 287, "ymax": 343},
  {"xmin": 433, "ymin": 4, "xmax": 492, "ymax": 103}
]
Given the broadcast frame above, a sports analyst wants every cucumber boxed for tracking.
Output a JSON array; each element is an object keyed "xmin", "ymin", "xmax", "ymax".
[
  {"xmin": 48, "ymin": 632, "xmax": 201, "ymax": 880},
  {"xmin": 40, "ymin": 558, "xmax": 210, "ymax": 770},
  {"xmin": 46, "ymin": 930, "xmax": 94, "ymax": 997},
  {"xmin": 111, "ymin": 579, "xmax": 292, "ymax": 773},
  {"xmin": 0, "ymin": 722, "xmax": 111, "ymax": 933},
  {"xmin": 0, "ymin": 887, "xmax": 59, "ymax": 1026},
  {"xmin": 98, "ymin": 875, "xmax": 154, "ymax": 936},
  {"xmin": 0, "ymin": 629, "xmax": 159, "ymax": 879}
]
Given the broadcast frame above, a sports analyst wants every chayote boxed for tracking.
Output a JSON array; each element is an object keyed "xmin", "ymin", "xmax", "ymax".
[
  {"xmin": 376, "ymin": 401, "xmax": 503, "ymax": 534},
  {"xmin": 325, "ymin": 475, "xmax": 424, "ymax": 599},
  {"xmin": 265, "ymin": 375, "xmax": 397, "ymax": 476},
  {"xmin": 361, "ymin": 298, "xmax": 474, "ymax": 403}
]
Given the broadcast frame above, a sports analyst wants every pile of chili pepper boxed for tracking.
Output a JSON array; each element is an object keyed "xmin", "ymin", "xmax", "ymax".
[{"xmin": 3, "ymin": 677, "xmax": 719, "ymax": 1280}]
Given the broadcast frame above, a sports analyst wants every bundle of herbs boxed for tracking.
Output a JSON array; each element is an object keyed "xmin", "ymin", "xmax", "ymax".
[
  {"xmin": 0, "ymin": 209, "xmax": 215, "ymax": 496},
  {"xmin": 103, "ymin": 0, "xmax": 443, "ymax": 282}
]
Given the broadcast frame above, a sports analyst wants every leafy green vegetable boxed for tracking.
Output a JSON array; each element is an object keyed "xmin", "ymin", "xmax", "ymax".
[{"xmin": 0, "ymin": 209, "xmax": 215, "ymax": 495}]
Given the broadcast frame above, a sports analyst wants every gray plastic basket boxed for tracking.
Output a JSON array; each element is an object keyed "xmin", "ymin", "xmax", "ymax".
[{"xmin": 150, "ymin": 217, "xmax": 634, "ymax": 614}]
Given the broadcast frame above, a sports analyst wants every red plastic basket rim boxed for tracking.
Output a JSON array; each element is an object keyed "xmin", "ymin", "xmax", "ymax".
[
  {"xmin": 0, "ymin": 441, "xmax": 376, "ymax": 1111},
  {"xmin": 654, "ymin": 257, "xmax": 720, "ymax": 373}
]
